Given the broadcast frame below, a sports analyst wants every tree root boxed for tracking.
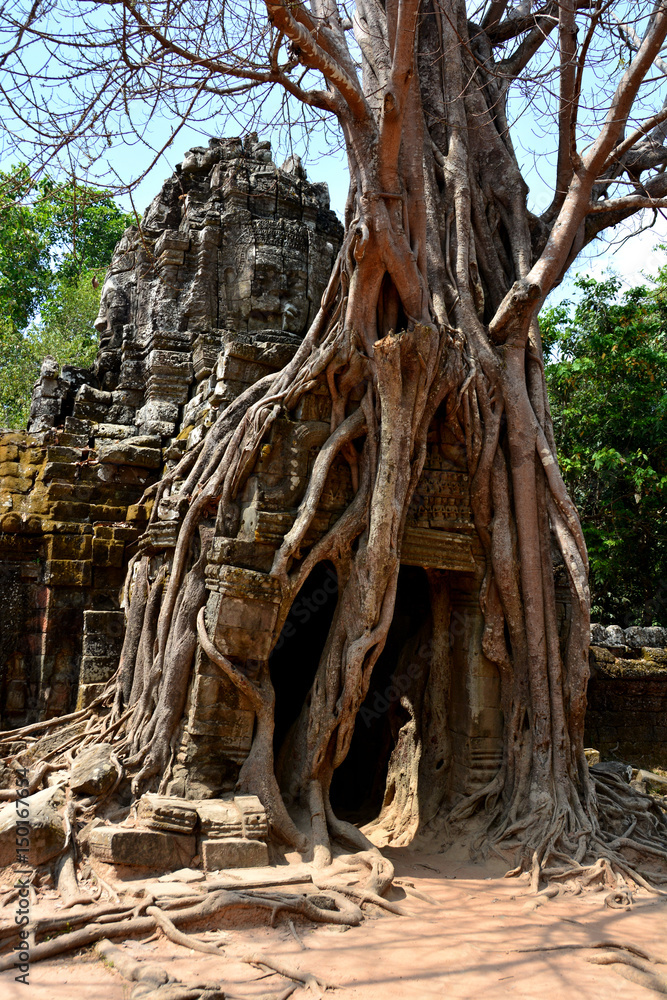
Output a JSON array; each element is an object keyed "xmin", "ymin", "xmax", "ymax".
[
  {"xmin": 96, "ymin": 939, "xmax": 223, "ymax": 1000},
  {"xmin": 513, "ymin": 940, "xmax": 667, "ymax": 964},
  {"xmin": 239, "ymin": 951, "xmax": 334, "ymax": 991},
  {"xmin": 146, "ymin": 905, "xmax": 227, "ymax": 955},
  {"xmin": 588, "ymin": 952, "xmax": 667, "ymax": 995},
  {"xmin": 0, "ymin": 887, "xmax": 360, "ymax": 971},
  {"xmin": 95, "ymin": 938, "xmax": 171, "ymax": 987}
]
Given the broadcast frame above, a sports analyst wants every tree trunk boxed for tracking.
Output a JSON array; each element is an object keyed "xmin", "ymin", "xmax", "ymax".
[{"xmin": 102, "ymin": 0, "xmax": 667, "ymax": 879}]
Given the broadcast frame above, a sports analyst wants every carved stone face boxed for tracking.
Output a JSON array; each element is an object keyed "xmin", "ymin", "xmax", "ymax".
[
  {"xmin": 94, "ymin": 278, "xmax": 130, "ymax": 349},
  {"xmin": 248, "ymin": 224, "xmax": 310, "ymax": 335}
]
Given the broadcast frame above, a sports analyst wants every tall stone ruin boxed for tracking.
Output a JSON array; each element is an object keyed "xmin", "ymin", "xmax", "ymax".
[{"xmin": 0, "ymin": 134, "xmax": 531, "ymax": 828}]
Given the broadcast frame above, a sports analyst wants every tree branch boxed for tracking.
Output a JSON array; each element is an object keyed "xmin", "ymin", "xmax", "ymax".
[{"xmin": 264, "ymin": 0, "xmax": 370, "ymax": 120}]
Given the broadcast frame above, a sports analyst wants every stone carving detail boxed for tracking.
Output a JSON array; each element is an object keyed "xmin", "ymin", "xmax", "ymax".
[{"xmin": 0, "ymin": 134, "xmax": 342, "ymax": 732}]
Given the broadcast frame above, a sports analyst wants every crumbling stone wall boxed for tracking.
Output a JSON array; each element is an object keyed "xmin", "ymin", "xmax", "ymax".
[
  {"xmin": 0, "ymin": 134, "xmax": 342, "ymax": 732},
  {"xmin": 586, "ymin": 624, "xmax": 667, "ymax": 768}
]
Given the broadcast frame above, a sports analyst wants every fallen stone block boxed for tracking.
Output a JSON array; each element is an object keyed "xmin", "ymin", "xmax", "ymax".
[
  {"xmin": 196, "ymin": 799, "xmax": 244, "ymax": 839},
  {"xmin": 636, "ymin": 769, "xmax": 667, "ymax": 791},
  {"xmin": 0, "ymin": 785, "xmax": 66, "ymax": 867},
  {"xmin": 70, "ymin": 743, "xmax": 118, "ymax": 796},
  {"xmin": 89, "ymin": 826, "xmax": 196, "ymax": 868},
  {"xmin": 137, "ymin": 793, "xmax": 198, "ymax": 834},
  {"xmin": 201, "ymin": 837, "xmax": 268, "ymax": 870}
]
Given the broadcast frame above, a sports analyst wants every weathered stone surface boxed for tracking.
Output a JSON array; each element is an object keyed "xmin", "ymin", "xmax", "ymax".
[
  {"xmin": 0, "ymin": 135, "xmax": 343, "ymax": 732},
  {"xmin": 89, "ymin": 826, "xmax": 196, "ymax": 867},
  {"xmin": 201, "ymin": 837, "xmax": 268, "ymax": 870},
  {"xmin": 137, "ymin": 793, "xmax": 198, "ymax": 833},
  {"xmin": 590, "ymin": 622, "xmax": 667, "ymax": 651},
  {"xmin": 70, "ymin": 743, "xmax": 118, "ymax": 796},
  {"xmin": 0, "ymin": 785, "xmax": 66, "ymax": 866},
  {"xmin": 625, "ymin": 626, "xmax": 667, "ymax": 649},
  {"xmin": 196, "ymin": 799, "xmax": 243, "ymax": 839},
  {"xmin": 235, "ymin": 795, "xmax": 269, "ymax": 841}
]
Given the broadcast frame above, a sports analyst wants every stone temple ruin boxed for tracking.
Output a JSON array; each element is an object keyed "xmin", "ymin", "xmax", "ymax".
[{"xmin": 1, "ymin": 135, "xmax": 667, "ymax": 866}]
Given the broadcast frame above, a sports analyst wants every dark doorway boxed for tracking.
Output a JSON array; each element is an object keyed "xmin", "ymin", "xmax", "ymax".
[
  {"xmin": 269, "ymin": 561, "xmax": 338, "ymax": 754},
  {"xmin": 329, "ymin": 565, "xmax": 431, "ymax": 825}
]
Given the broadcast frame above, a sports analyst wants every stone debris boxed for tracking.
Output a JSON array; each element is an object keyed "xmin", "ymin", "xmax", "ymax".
[
  {"xmin": 590, "ymin": 623, "xmax": 667, "ymax": 650},
  {"xmin": 98, "ymin": 793, "xmax": 270, "ymax": 869},
  {"xmin": 137, "ymin": 794, "xmax": 199, "ymax": 834},
  {"xmin": 88, "ymin": 827, "xmax": 196, "ymax": 868},
  {"xmin": 0, "ymin": 785, "xmax": 66, "ymax": 866},
  {"xmin": 69, "ymin": 743, "xmax": 118, "ymax": 796}
]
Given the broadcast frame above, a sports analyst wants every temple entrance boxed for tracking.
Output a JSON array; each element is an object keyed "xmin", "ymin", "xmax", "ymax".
[
  {"xmin": 329, "ymin": 566, "xmax": 432, "ymax": 825},
  {"xmin": 269, "ymin": 561, "xmax": 339, "ymax": 755}
]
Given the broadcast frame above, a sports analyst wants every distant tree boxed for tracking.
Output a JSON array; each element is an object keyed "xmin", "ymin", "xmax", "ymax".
[
  {"xmin": 0, "ymin": 166, "xmax": 132, "ymax": 427},
  {"xmin": 543, "ymin": 273, "xmax": 667, "ymax": 626}
]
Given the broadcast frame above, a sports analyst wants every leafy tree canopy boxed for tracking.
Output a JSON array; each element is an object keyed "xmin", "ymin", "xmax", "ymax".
[
  {"xmin": 543, "ymin": 271, "xmax": 667, "ymax": 627},
  {"xmin": 0, "ymin": 165, "xmax": 133, "ymax": 427}
]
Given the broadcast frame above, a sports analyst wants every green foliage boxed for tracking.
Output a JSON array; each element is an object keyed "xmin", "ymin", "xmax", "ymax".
[
  {"xmin": 0, "ymin": 165, "xmax": 133, "ymax": 428},
  {"xmin": 543, "ymin": 272, "xmax": 667, "ymax": 626}
]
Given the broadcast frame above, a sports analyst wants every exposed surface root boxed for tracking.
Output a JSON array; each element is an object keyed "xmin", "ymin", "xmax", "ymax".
[
  {"xmin": 0, "ymin": 885, "xmax": 363, "ymax": 972},
  {"xmin": 588, "ymin": 950, "xmax": 667, "ymax": 995}
]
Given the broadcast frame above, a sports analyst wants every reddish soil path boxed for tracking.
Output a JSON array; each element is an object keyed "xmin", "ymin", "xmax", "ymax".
[{"xmin": 4, "ymin": 849, "xmax": 666, "ymax": 999}]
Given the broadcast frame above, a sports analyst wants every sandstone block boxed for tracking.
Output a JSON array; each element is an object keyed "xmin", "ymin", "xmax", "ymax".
[
  {"xmin": 235, "ymin": 794, "xmax": 269, "ymax": 840},
  {"xmin": 76, "ymin": 683, "xmax": 106, "ymax": 709},
  {"xmin": 135, "ymin": 400, "xmax": 179, "ymax": 425},
  {"xmin": 642, "ymin": 647, "xmax": 667, "ymax": 664},
  {"xmin": 0, "ymin": 785, "xmax": 66, "ymax": 867},
  {"xmin": 626, "ymin": 626, "xmax": 667, "ymax": 649},
  {"xmin": 89, "ymin": 504, "xmax": 126, "ymax": 521},
  {"xmin": 137, "ymin": 793, "xmax": 198, "ymax": 834},
  {"xmin": 46, "ymin": 532, "xmax": 92, "ymax": 560},
  {"xmin": 84, "ymin": 609, "xmax": 125, "ymax": 637},
  {"xmin": 92, "ymin": 538, "xmax": 125, "ymax": 567},
  {"xmin": 0, "ymin": 444, "xmax": 19, "ymax": 463},
  {"xmin": 48, "ymin": 501, "xmax": 90, "ymax": 522},
  {"xmin": 201, "ymin": 837, "xmax": 268, "ymax": 870},
  {"xmin": 98, "ymin": 442, "xmax": 162, "ymax": 468},
  {"xmin": 89, "ymin": 826, "xmax": 196, "ymax": 868},
  {"xmin": 43, "ymin": 559, "xmax": 92, "ymax": 587},
  {"xmin": 80, "ymin": 654, "xmax": 119, "ymax": 684},
  {"xmin": 70, "ymin": 743, "xmax": 118, "ymax": 796},
  {"xmin": 196, "ymin": 799, "xmax": 243, "ymax": 839}
]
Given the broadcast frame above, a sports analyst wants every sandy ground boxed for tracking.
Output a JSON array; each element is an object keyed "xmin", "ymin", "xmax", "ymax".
[{"xmin": 3, "ymin": 848, "xmax": 667, "ymax": 1000}]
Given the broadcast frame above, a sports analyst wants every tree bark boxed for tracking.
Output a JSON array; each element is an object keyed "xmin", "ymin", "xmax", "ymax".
[{"xmin": 96, "ymin": 0, "xmax": 667, "ymax": 880}]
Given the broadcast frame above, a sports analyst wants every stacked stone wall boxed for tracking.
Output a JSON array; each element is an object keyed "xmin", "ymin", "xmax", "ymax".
[
  {"xmin": 0, "ymin": 134, "xmax": 343, "ymax": 735},
  {"xmin": 585, "ymin": 624, "xmax": 667, "ymax": 768}
]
